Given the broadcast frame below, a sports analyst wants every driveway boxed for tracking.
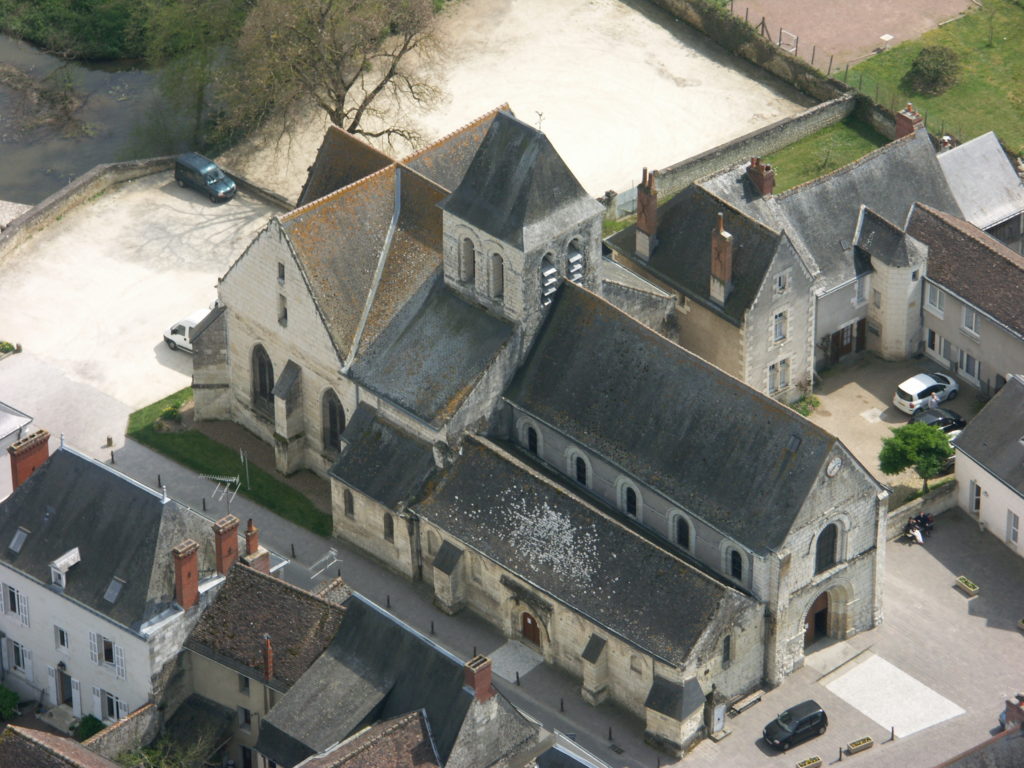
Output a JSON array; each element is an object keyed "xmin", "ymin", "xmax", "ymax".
[
  {"xmin": 0, "ymin": 171, "xmax": 275, "ymax": 468},
  {"xmin": 807, "ymin": 354, "xmax": 982, "ymax": 502}
]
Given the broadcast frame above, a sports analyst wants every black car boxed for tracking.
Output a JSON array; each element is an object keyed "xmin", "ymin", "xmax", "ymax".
[
  {"xmin": 910, "ymin": 407, "xmax": 966, "ymax": 434},
  {"xmin": 763, "ymin": 700, "xmax": 828, "ymax": 751},
  {"xmin": 174, "ymin": 152, "xmax": 237, "ymax": 202}
]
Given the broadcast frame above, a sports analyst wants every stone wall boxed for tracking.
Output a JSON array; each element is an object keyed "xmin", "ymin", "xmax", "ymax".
[
  {"xmin": 886, "ymin": 481, "xmax": 957, "ymax": 540},
  {"xmin": 83, "ymin": 702, "xmax": 160, "ymax": 760}
]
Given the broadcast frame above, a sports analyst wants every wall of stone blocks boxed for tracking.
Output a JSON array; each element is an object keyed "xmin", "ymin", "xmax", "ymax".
[
  {"xmin": 83, "ymin": 702, "xmax": 160, "ymax": 760},
  {"xmin": 670, "ymin": 301, "xmax": 744, "ymax": 380},
  {"xmin": 331, "ymin": 477, "xmax": 417, "ymax": 578},
  {"xmin": 888, "ymin": 481, "xmax": 956, "ymax": 540}
]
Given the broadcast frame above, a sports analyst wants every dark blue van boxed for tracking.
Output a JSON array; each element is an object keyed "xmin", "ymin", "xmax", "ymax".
[{"xmin": 174, "ymin": 152, "xmax": 236, "ymax": 202}]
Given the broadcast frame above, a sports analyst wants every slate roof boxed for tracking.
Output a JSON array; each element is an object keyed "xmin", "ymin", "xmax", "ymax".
[
  {"xmin": 400, "ymin": 106, "xmax": 508, "ymax": 193},
  {"xmin": 0, "ymin": 448, "xmax": 215, "ymax": 629},
  {"xmin": 0, "ymin": 725, "xmax": 119, "ymax": 768},
  {"xmin": 186, "ymin": 563, "xmax": 345, "ymax": 689},
  {"xmin": 954, "ymin": 376, "xmax": 1024, "ymax": 495},
  {"xmin": 907, "ymin": 204, "xmax": 1024, "ymax": 337},
  {"xmin": 0, "ymin": 401, "xmax": 32, "ymax": 450},
  {"xmin": 645, "ymin": 677, "xmax": 705, "ymax": 720},
  {"xmin": 298, "ymin": 126, "xmax": 393, "ymax": 207},
  {"xmin": 854, "ymin": 207, "xmax": 926, "ymax": 268},
  {"xmin": 294, "ymin": 711, "xmax": 440, "ymax": 768},
  {"xmin": 700, "ymin": 128, "xmax": 961, "ymax": 290},
  {"xmin": 348, "ymin": 275, "xmax": 514, "ymax": 426},
  {"xmin": 413, "ymin": 436, "xmax": 754, "ymax": 665},
  {"xmin": 938, "ymin": 131, "xmax": 1024, "ymax": 230},
  {"xmin": 439, "ymin": 111, "xmax": 603, "ymax": 252},
  {"xmin": 606, "ymin": 185, "xmax": 793, "ymax": 324},
  {"xmin": 939, "ymin": 725, "xmax": 1024, "ymax": 768},
  {"xmin": 257, "ymin": 595, "xmax": 537, "ymax": 768},
  {"xmin": 505, "ymin": 283, "xmax": 840, "ymax": 551},
  {"xmin": 328, "ymin": 404, "xmax": 435, "ymax": 508}
]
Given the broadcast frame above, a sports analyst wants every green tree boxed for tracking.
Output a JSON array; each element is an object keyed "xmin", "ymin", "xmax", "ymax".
[
  {"xmin": 903, "ymin": 45, "xmax": 962, "ymax": 96},
  {"xmin": 879, "ymin": 421, "xmax": 953, "ymax": 492},
  {"xmin": 116, "ymin": 731, "xmax": 217, "ymax": 768}
]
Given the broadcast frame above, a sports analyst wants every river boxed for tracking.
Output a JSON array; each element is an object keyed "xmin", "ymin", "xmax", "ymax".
[{"xmin": 0, "ymin": 34, "xmax": 167, "ymax": 205}]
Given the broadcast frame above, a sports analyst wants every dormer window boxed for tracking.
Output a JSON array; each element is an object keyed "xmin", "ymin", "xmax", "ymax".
[
  {"xmin": 9, "ymin": 527, "xmax": 29, "ymax": 553},
  {"xmin": 103, "ymin": 577, "xmax": 125, "ymax": 604},
  {"xmin": 51, "ymin": 568, "xmax": 65, "ymax": 588},
  {"xmin": 49, "ymin": 547, "xmax": 80, "ymax": 588}
]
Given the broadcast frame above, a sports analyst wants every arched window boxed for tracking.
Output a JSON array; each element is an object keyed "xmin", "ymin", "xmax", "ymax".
[
  {"xmin": 322, "ymin": 390, "xmax": 345, "ymax": 452},
  {"xmin": 526, "ymin": 426, "xmax": 538, "ymax": 454},
  {"xmin": 460, "ymin": 238, "xmax": 476, "ymax": 284},
  {"xmin": 815, "ymin": 523, "xmax": 838, "ymax": 574},
  {"xmin": 730, "ymin": 550, "xmax": 743, "ymax": 581},
  {"xmin": 540, "ymin": 255, "xmax": 558, "ymax": 307},
  {"xmin": 575, "ymin": 455, "xmax": 587, "ymax": 486},
  {"xmin": 567, "ymin": 241, "xmax": 585, "ymax": 283},
  {"xmin": 343, "ymin": 489, "xmax": 354, "ymax": 519},
  {"xmin": 624, "ymin": 487, "xmax": 638, "ymax": 517},
  {"xmin": 490, "ymin": 253, "xmax": 504, "ymax": 298},
  {"xmin": 251, "ymin": 345, "xmax": 274, "ymax": 417},
  {"xmin": 383, "ymin": 513, "xmax": 394, "ymax": 542},
  {"xmin": 675, "ymin": 516, "xmax": 690, "ymax": 549}
]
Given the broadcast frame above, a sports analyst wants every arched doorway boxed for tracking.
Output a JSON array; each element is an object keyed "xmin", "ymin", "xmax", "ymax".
[
  {"xmin": 804, "ymin": 592, "xmax": 829, "ymax": 647},
  {"xmin": 521, "ymin": 612, "xmax": 541, "ymax": 646}
]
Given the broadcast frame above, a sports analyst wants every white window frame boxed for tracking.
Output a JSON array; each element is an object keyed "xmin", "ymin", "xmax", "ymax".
[
  {"xmin": 970, "ymin": 481, "xmax": 982, "ymax": 514},
  {"xmin": 90, "ymin": 632, "xmax": 126, "ymax": 679},
  {"xmin": 772, "ymin": 310, "xmax": 788, "ymax": 343},
  {"xmin": 615, "ymin": 478, "xmax": 642, "ymax": 519},
  {"xmin": 855, "ymin": 276, "xmax": 868, "ymax": 306},
  {"xmin": 3, "ymin": 583, "xmax": 30, "ymax": 627},
  {"xmin": 565, "ymin": 449, "xmax": 592, "ymax": 489},
  {"xmin": 10, "ymin": 639, "xmax": 31, "ymax": 678},
  {"xmin": 98, "ymin": 689, "xmax": 126, "ymax": 722},
  {"xmin": 768, "ymin": 358, "xmax": 791, "ymax": 394},
  {"xmin": 1008, "ymin": 510, "xmax": 1020, "ymax": 545},
  {"xmin": 925, "ymin": 283, "xmax": 945, "ymax": 317},
  {"xmin": 962, "ymin": 306, "xmax": 980, "ymax": 337},
  {"xmin": 55, "ymin": 626, "xmax": 70, "ymax": 654},
  {"xmin": 774, "ymin": 270, "xmax": 789, "ymax": 295},
  {"xmin": 238, "ymin": 705, "xmax": 254, "ymax": 733},
  {"xmin": 958, "ymin": 349, "xmax": 981, "ymax": 384}
]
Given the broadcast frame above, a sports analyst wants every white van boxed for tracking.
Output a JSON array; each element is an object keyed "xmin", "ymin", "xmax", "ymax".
[{"xmin": 163, "ymin": 308, "xmax": 212, "ymax": 353}]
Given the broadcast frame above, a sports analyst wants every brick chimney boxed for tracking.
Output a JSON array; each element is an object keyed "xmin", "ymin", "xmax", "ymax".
[
  {"xmin": 635, "ymin": 168, "xmax": 659, "ymax": 262},
  {"xmin": 746, "ymin": 157, "xmax": 775, "ymax": 197},
  {"xmin": 709, "ymin": 212, "xmax": 733, "ymax": 305},
  {"xmin": 895, "ymin": 102, "xmax": 924, "ymax": 139},
  {"xmin": 241, "ymin": 518, "xmax": 270, "ymax": 574},
  {"xmin": 8, "ymin": 430, "xmax": 50, "ymax": 490},
  {"xmin": 464, "ymin": 654, "xmax": 494, "ymax": 702},
  {"xmin": 262, "ymin": 634, "xmax": 274, "ymax": 682},
  {"xmin": 212, "ymin": 515, "xmax": 240, "ymax": 576},
  {"xmin": 172, "ymin": 539, "xmax": 200, "ymax": 611}
]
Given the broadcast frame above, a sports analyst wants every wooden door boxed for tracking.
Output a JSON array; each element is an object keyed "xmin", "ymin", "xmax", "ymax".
[
  {"xmin": 855, "ymin": 319, "xmax": 866, "ymax": 352},
  {"xmin": 838, "ymin": 323, "xmax": 854, "ymax": 357},
  {"xmin": 804, "ymin": 593, "xmax": 828, "ymax": 647},
  {"xmin": 521, "ymin": 612, "xmax": 540, "ymax": 645}
]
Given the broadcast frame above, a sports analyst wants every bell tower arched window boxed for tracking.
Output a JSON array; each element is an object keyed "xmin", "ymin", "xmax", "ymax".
[
  {"xmin": 460, "ymin": 238, "xmax": 476, "ymax": 284},
  {"xmin": 815, "ymin": 523, "xmax": 838, "ymax": 573},
  {"xmin": 322, "ymin": 390, "xmax": 345, "ymax": 452},
  {"xmin": 490, "ymin": 253, "xmax": 504, "ymax": 298},
  {"xmin": 251, "ymin": 345, "xmax": 274, "ymax": 417},
  {"xmin": 541, "ymin": 255, "xmax": 558, "ymax": 307}
]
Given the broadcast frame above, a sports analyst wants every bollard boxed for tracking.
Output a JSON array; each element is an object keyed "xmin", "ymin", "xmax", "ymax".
[
  {"xmin": 386, "ymin": 595, "xmax": 391, "ymax": 608},
  {"xmin": 560, "ymin": 698, "xmax": 564, "ymax": 712},
  {"xmin": 337, "ymin": 567, "xmax": 340, "ymax": 577},
  {"xmin": 291, "ymin": 543, "xmax": 296, "ymax": 558},
  {"xmin": 473, "ymin": 646, "xmax": 477, "ymax": 656},
  {"xmin": 202, "ymin": 498, "xmax": 206, "ymax": 511},
  {"xmin": 106, "ymin": 435, "xmax": 113, "ymax": 447},
  {"xmin": 839, "ymin": 746, "xmax": 843, "ymax": 761},
  {"xmin": 608, "ymin": 726, "xmax": 613, "ymax": 741},
  {"xmin": 890, "ymin": 726, "xmax": 895, "ymax": 741},
  {"xmin": 157, "ymin": 473, "xmax": 162, "ymax": 488},
  {"xmin": 110, "ymin": 450, "xmax": 115, "ymax": 465},
  {"xmin": 430, "ymin": 621, "xmax": 435, "ymax": 635},
  {"xmin": 828, "ymin": 54, "xmax": 834, "ymax": 76},
  {"xmin": 515, "ymin": 671, "xmax": 520, "ymax": 686}
]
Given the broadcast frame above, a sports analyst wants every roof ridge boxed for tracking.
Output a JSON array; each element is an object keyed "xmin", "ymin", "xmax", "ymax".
[
  {"xmin": 282, "ymin": 163, "xmax": 397, "ymax": 222},
  {"xmin": 234, "ymin": 562, "xmax": 345, "ymax": 611},
  {"xmin": 916, "ymin": 202, "xmax": 1024, "ymax": 272},
  {"xmin": 10, "ymin": 725, "xmax": 94, "ymax": 766},
  {"xmin": 398, "ymin": 104, "xmax": 511, "ymax": 167},
  {"xmin": 336, "ymin": 711, "xmax": 426, "ymax": 759}
]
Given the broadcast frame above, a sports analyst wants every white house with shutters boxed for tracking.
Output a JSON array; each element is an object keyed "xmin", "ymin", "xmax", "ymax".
[{"xmin": 0, "ymin": 432, "xmax": 241, "ymax": 728}]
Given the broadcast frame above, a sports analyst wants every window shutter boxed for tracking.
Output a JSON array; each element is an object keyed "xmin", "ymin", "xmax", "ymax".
[
  {"xmin": 89, "ymin": 632, "xmax": 98, "ymax": 664},
  {"xmin": 91, "ymin": 687, "xmax": 102, "ymax": 719},
  {"xmin": 17, "ymin": 591, "xmax": 28, "ymax": 627},
  {"xmin": 47, "ymin": 666, "xmax": 57, "ymax": 705},
  {"xmin": 0, "ymin": 638, "xmax": 8, "ymax": 671},
  {"xmin": 116, "ymin": 697, "xmax": 127, "ymax": 720},
  {"xmin": 114, "ymin": 644, "xmax": 126, "ymax": 680},
  {"xmin": 71, "ymin": 679, "xmax": 82, "ymax": 717},
  {"xmin": 23, "ymin": 648, "xmax": 33, "ymax": 681},
  {"xmin": 0, "ymin": 583, "xmax": 7, "ymax": 614}
]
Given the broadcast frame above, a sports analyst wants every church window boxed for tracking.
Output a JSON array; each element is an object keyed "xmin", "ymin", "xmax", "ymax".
[
  {"xmin": 622, "ymin": 485, "xmax": 638, "ymax": 517},
  {"xmin": 251, "ymin": 345, "xmax": 274, "ymax": 418},
  {"xmin": 675, "ymin": 516, "xmax": 690, "ymax": 549},
  {"xmin": 343, "ymin": 489, "xmax": 354, "ymax": 519},
  {"xmin": 490, "ymin": 253, "xmax": 504, "ymax": 298},
  {"xmin": 723, "ymin": 635, "xmax": 732, "ymax": 666},
  {"xmin": 277, "ymin": 294, "xmax": 288, "ymax": 326},
  {"xmin": 575, "ymin": 455, "xmax": 587, "ymax": 486},
  {"xmin": 815, "ymin": 523, "xmax": 838, "ymax": 574},
  {"xmin": 567, "ymin": 242, "xmax": 584, "ymax": 284},
  {"xmin": 322, "ymin": 390, "xmax": 345, "ymax": 452},
  {"xmin": 730, "ymin": 549, "xmax": 743, "ymax": 581},
  {"xmin": 526, "ymin": 426, "xmax": 538, "ymax": 454},
  {"xmin": 541, "ymin": 255, "xmax": 558, "ymax": 307},
  {"xmin": 383, "ymin": 513, "xmax": 394, "ymax": 542},
  {"xmin": 277, "ymin": 262, "xmax": 285, "ymax": 283},
  {"xmin": 460, "ymin": 238, "xmax": 476, "ymax": 284}
]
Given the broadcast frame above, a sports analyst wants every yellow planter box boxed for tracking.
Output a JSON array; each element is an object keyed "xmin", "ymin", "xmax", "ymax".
[
  {"xmin": 795, "ymin": 757, "xmax": 822, "ymax": 768},
  {"xmin": 955, "ymin": 575, "xmax": 979, "ymax": 596},
  {"xmin": 847, "ymin": 736, "xmax": 874, "ymax": 754}
]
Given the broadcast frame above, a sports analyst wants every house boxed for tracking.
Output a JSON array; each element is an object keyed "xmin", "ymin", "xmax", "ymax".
[
  {"xmin": 907, "ymin": 204, "xmax": 1024, "ymax": 396},
  {"xmin": 195, "ymin": 108, "xmax": 887, "ymax": 753},
  {"xmin": 182, "ymin": 562, "xmax": 347, "ymax": 768},
  {"xmin": 291, "ymin": 712, "xmax": 441, "ymax": 768},
  {"xmin": 0, "ymin": 724, "xmax": 119, "ymax": 767},
  {"xmin": 0, "ymin": 430, "xmax": 270, "ymax": 731},
  {"xmin": 953, "ymin": 375, "xmax": 1024, "ymax": 555}
]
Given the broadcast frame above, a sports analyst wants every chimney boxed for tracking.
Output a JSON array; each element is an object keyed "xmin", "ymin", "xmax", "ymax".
[
  {"xmin": 1005, "ymin": 695, "xmax": 1024, "ymax": 730},
  {"xmin": 464, "ymin": 654, "xmax": 494, "ymax": 703},
  {"xmin": 172, "ymin": 539, "xmax": 200, "ymax": 611},
  {"xmin": 709, "ymin": 212, "xmax": 733, "ymax": 305},
  {"xmin": 8, "ymin": 430, "xmax": 50, "ymax": 490},
  {"xmin": 895, "ymin": 102, "xmax": 924, "ymax": 139},
  {"xmin": 635, "ymin": 168, "xmax": 659, "ymax": 262},
  {"xmin": 241, "ymin": 518, "xmax": 271, "ymax": 574},
  {"xmin": 746, "ymin": 157, "xmax": 775, "ymax": 197},
  {"xmin": 212, "ymin": 514, "xmax": 240, "ymax": 575},
  {"xmin": 262, "ymin": 634, "xmax": 274, "ymax": 682}
]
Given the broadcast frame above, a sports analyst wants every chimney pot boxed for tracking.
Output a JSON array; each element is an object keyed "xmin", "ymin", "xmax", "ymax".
[
  {"xmin": 464, "ymin": 654, "xmax": 494, "ymax": 702},
  {"xmin": 213, "ymin": 514, "xmax": 240, "ymax": 575},
  {"xmin": 172, "ymin": 539, "xmax": 200, "ymax": 611},
  {"xmin": 245, "ymin": 518, "xmax": 259, "ymax": 555},
  {"xmin": 635, "ymin": 167, "xmax": 659, "ymax": 262},
  {"xmin": 746, "ymin": 157, "xmax": 775, "ymax": 197},
  {"xmin": 710, "ymin": 212, "xmax": 734, "ymax": 305},
  {"xmin": 895, "ymin": 102, "xmax": 924, "ymax": 139},
  {"xmin": 8, "ymin": 430, "xmax": 50, "ymax": 490}
]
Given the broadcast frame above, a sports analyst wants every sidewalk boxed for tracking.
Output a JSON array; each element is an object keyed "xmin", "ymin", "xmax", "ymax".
[{"xmin": 111, "ymin": 434, "xmax": 661, "ymax": 768}]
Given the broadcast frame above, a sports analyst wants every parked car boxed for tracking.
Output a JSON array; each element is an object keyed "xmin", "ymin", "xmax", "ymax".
[
  {"xmin": 893, "ymin": 373, "xmax": 959, "ymax": 415},
  {"xmin": 163, "ymin": 308, "xmax": 212, "ymax": 352},
  {"xmin": 910, "ymin": 407, "xmax": 966, "ymax": 434},
  {"xmin": 763, "ymin": 700, "xmax": 828, "ymax": 751},
  {"xmin": 174, "ymin": 152, "xmax": 236, "ymax": 202}
]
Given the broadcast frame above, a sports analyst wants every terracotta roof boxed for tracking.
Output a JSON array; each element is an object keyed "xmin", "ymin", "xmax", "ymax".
[
  {"xmin": 0, "ymin": 725, "xmax": 119, "ymax": 768},
  {"xmin": 186, "ymin": 563, "xmax": 345, "ymax": 688},
  {"xmin": 907, "ymin": 203, "xmax": 1024, "ymax": 336},
  {"xmin": 295, "ymin": 712, "xmax": 440, "ymax": 768}
]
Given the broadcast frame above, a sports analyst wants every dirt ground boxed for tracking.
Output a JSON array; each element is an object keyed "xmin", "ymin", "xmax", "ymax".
[
  {"xmin": 733, "ymin": 0, "xmax": 974, "ymax": 70},
  {"xmin": 226, "ymin": 0, "xmax": 811, "ymax": 202}
]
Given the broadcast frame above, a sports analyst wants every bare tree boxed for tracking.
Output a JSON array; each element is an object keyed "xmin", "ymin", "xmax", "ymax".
[{"xmin": 217, "ymin": 0, "xmax": 441, "ymax": 144}]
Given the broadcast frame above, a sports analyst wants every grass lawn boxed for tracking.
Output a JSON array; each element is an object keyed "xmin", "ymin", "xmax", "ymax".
[
  {"xmin": 845, "ymin": 0, "xmax": 1024, "ymax": 153},
  {"xmin": 127, "ymin": 388, "xmax": 331, "ymax": 537},
  {"xmin": 762, "ymin": 117, "xmax": 890, "ymax": 193}
]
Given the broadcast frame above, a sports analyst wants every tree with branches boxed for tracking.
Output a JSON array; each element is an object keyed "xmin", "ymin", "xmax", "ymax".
[{"xmin": 879, "ymin": 421, "xmax": 953, "ymax": 493}]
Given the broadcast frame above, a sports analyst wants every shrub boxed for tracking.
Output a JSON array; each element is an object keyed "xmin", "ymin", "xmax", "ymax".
[
  {"xmin": 0, "ymin": 341, "xmax": 14, "ymax": 354},
  {"xmin": 0, "ymin": 685, "xmax": 18, "ymax": 721},
  {"xmin": 904, "ymin": 46, "xmax": 962, "ymax": 95},
  {"xmin": 73, "ymin": 714, "xmax": 105, "ymax": 741},
  {"xmin": 160, "ymin": 404, "xmax": 182, "ymax": 423}
]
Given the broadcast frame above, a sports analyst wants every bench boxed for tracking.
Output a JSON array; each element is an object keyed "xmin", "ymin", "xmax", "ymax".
[{"xmin": 729, "ymin": 690, "xmax": 765, "ymax": 716}]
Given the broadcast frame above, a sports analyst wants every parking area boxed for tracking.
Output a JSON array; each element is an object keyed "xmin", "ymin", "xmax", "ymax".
[
  {"xmin": 806, "ymin": 354, "xmax": 983, "ymax": 500},
  {"xmin": 0, "ymin": 171, "xmax": 275, "ymax": 466}
]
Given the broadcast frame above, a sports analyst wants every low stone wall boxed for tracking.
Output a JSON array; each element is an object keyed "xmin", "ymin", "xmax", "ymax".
[
  {"xmin": 886, "ymin": 481, "xmax": 957, "ymax": 540},
  {"xmin": 83, "ymin": 702, "xmax": 160, "ymax": 760}
]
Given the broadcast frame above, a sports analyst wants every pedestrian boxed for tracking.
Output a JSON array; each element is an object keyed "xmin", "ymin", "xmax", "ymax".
[{"xmin": 928, "ymin": 392, "xmax": 939, "ymax": 409}]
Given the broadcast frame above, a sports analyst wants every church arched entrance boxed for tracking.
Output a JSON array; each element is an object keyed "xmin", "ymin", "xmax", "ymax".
[
  {"xmin": 521, "ymin": 612, "xmax": 541, "ymax": 646},
  {"xmin": 804, "ymin": 592, "xmax": 829, "ymax": 647}
]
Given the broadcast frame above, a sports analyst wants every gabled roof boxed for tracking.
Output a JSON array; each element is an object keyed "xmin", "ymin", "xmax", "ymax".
[
  {"xmin": 937, "ymin": 131, "xmax": 1024, "ymax": 230},
  {"xmin": 0, "ymin": 401, "xmax": 32, "ymax": 450},
  {"xmin": 606, "ymin": 185, "xmax": 793, "ymax": 324},
  {"xmin": 0, "ymin": 725, "xmax": 119, "ymax": 768},
  {"xmin": 400, "ymin": 106, "xmax": 509, "ymax": 192},
  {"xmin": 0, "ymin": 448, "xmax": 214, "ymax": 629},
  {"xmin": 298, "ymin": 126, "xmax": 394, "ymax": 207},
  {"xmin": 186, "ymin": 563, "xmax": 345, "ymax": 689},
  {"xmin": 505, "ymin": 283, "xmax": 839, "ymax": 551},
  {"xmin": 907, "ymin": 204, "xmax": 1024, "ymax": 336},
  {"xmin": 854, "ymin": 207, "xmax": 926, "ymax": 268},
  {"xmin": 439, "ymin": 111, "xmax": 603, "ymax": 251},
  {"xmin": 294, "ymin": 712, "xmax": 440, "ymax": 768},
  {"xmin": 328, "ymin": 404, "xmax": 435, "ymax": 508},
  {"xmin": 955, "ymin": 376, "xmax": 1024, "ymax": 494},
  {"xmin": 413, "ymin": 436, "xmax": 753, "ymax": 665},
  {"xmin": 701, "ymin": 129, "xmax": 961, "ymax": 290}
]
